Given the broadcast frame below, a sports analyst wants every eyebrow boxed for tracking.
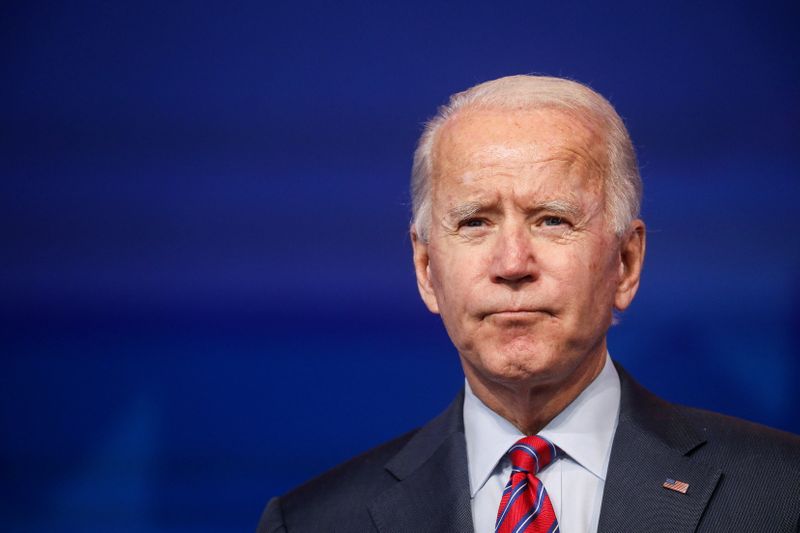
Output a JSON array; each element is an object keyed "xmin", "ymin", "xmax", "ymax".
[
  {"xmin": 445, "ymin": 199, "xmax": 582, "ymax": 222},
  {"xmin": 534, "ymin": 199, "xmax": 582, "ymax": 218},
  {"xmin": 446, "ymin": 201, "xmax": 483, "ymax": 222}
]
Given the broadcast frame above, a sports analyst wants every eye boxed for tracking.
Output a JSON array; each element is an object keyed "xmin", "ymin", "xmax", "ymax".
[
  {"xmin": 542, "ymin": 216, "xmax": 565, "ymax": 226},
  {"xmin": 462, "ymin": 218, "xmax": 485, "ymax": 228}
]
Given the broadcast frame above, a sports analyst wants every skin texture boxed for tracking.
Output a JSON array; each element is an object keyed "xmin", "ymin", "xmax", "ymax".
[{"xmin": 411, "ymin": 107, "xmax": 646, "ymax": 435}]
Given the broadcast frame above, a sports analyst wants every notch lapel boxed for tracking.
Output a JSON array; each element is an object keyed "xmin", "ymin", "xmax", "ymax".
[
  {"xmin": 598, "ymin": 365, "xmax": 722, "ymax": 533},
  {"xmin": 368, "ymin": 391, "xmax": 473, "ymax": 533}
]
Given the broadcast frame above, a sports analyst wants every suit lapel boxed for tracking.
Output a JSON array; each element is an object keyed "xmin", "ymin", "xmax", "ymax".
[
  {"xmin": 598, "ymin": 364, "xmax": 721, "ymax": 533},
  {"xmin": 367, "ymin": 365, "xmax": 725, "ymax": 532},
  {"xmin": 368, "ymin": 391, "xmax": 473, "ymax": 533}
]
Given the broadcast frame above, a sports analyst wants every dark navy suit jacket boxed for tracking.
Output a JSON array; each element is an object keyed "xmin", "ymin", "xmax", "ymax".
[{"xmin": 258, "ymin": 364, "xmax": 800, "ymax": 532}]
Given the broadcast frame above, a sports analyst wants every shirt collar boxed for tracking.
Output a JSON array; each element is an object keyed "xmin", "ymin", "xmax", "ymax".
[{"xmin": 463, "ymin": 354, "xmax": 621, "ymax": 497}]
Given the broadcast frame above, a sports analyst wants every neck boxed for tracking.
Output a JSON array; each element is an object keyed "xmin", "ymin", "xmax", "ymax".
[{"xmin": 463, "ymin": 345, "xmax": 607, "ymax": 435}]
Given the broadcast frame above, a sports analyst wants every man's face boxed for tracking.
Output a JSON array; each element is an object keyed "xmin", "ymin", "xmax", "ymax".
[{"xmin": 412, "ymin": 107, "xmax": 643, "ymax": 392}]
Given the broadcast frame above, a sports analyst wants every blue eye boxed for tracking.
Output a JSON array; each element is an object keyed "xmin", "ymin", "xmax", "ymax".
[
  {"xmin": 543, "ymin": 216, "xmax": 564, "ymax": 226},
  {"xmin": 464, "ymin": 219, "xmax": 484, "ymax": 227}
]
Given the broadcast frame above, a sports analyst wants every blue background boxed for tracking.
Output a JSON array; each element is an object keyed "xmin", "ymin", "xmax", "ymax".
[{"xmin": 2, "ymin": 1, "xmax": 798, "ymax": 531}]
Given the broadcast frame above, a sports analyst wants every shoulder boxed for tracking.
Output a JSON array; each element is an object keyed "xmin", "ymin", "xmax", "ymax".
[
  {"xmin": 681, "ymin": 402, "xmax": 800, "ymax": 453},
  {"xmin": 606, "ymin": 363, "xmax": 800, "ymax": 531},
  {"xmin": 258, "ymin": 389, "xmax": 468, "ymax": 532},
  {"xmin": 284, "ymin": 428, "xmax": 418, "ymax": 506},
  {"xmin": 258, "ymin": 429, "xmax": 418, "ymax": 532},
  {"xmin": 614, "ymin": 363, "xmax": 800, "ymax": 529},
  {"xmin": 616, "ymin": 361, "xmax": 800, "ymax": 466},
  {"xmin": 676, "ymin": 403, "xmax": 800, "ymax": 529},
  {"xmin": 672, "ymin": 402, "xmax": 800, "ymax": 475}
]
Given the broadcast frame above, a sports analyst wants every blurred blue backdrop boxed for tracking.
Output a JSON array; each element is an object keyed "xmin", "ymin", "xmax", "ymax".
[{"xmin": 2, "ymin": 1, "xmax": 798, "ymax": 531}]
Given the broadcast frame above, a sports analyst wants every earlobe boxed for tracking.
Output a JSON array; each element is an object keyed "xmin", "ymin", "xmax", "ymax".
[
  {"xmin": 411, "ymin": 226, "xmax": 440, "ymax": 314},
  {"xmin": 614, "ymin": 220, "xmax": 646, "ymax": 312}
]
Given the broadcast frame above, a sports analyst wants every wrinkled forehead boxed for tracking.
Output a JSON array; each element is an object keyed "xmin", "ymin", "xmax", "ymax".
[{"xmin": 430, "ymin": 106, "xmax": 609, "ymax": 187}]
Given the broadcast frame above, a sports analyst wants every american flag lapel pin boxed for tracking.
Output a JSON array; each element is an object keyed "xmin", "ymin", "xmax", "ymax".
[{"xmin": 662, "ymin": 478, "xmax": 690, "ymax": 494}]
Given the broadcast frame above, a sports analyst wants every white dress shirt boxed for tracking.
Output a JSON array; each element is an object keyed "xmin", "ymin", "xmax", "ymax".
[{"xmin": 463, "ymin": 354, "xmax": 621, "ymax": 533}]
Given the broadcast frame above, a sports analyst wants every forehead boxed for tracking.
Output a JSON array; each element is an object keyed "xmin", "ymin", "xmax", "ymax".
[{"xmin": 430, "ymin": 106, "xmax": 608, "ymax": 191}]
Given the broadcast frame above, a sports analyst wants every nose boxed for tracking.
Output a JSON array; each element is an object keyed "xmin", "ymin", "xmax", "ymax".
[{"xmin": 489, "ymin": 224, "xmax": 538, "ymax": 286}]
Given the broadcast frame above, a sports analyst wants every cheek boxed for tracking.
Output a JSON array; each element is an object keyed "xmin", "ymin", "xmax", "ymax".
[
  {"xmin": 581, "ymin": 250, "xmax": 621, "ymax": 306},
  {"xmin": 550, "ymin": 245, "xmax": 618, "ymax": 300},
  {"xmin": 428, "ymin": 253, "xmax": 459, "ymax": 309},
  {"xmin": 429, "ymin": 249, "xmax": 485, "ymax": 313}
]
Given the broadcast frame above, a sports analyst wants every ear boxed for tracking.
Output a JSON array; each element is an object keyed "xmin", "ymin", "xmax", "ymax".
[
  {"xmin": 614, "ymin": 219, "xmax": 646, "ymax": 312},
  {"xmin": 410, "ymin": 225, "xmax": 440, "ymax": 314}
]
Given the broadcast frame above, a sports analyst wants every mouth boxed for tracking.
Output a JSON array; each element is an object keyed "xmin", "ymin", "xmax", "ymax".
[{"xmin": 481, "ymin": 309, "xmax": 554, "ymax": 320}]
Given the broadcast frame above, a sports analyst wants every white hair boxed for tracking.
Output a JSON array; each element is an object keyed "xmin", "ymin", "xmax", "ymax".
[{"xmin": 410, "ymin": 75, "xmax": 642, "ymax": 241}]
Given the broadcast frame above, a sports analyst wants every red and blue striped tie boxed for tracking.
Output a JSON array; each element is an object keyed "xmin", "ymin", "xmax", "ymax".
[{"xmin": 495, "ymin": 435, "xmax": 559, "ymax": 533}]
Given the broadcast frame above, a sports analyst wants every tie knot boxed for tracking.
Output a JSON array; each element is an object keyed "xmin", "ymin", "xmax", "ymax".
[{"xmin": 507, "ymin": 435, "xmax": 558, "ymax": 475}]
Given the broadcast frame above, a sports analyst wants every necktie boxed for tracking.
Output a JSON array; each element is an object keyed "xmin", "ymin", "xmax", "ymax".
[{"xmin": 495, "ymin": 435, "xmax": 559, "ymax": 533}]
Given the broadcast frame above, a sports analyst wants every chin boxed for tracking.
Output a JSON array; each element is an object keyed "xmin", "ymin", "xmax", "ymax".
[{"xmin": 473, "ymin": 341, "xmax": 565, "ymax": 385}]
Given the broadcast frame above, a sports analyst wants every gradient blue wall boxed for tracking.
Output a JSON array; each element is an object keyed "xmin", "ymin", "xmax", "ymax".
[{"xmin": 2, "ymin": 1, "xmax": 798, "ymax": 531}]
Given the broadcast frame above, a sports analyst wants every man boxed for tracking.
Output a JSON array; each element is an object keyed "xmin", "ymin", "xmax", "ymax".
[{"xmin": 258, "ymin": 75, "xmax": 800, "ymax": 532}]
